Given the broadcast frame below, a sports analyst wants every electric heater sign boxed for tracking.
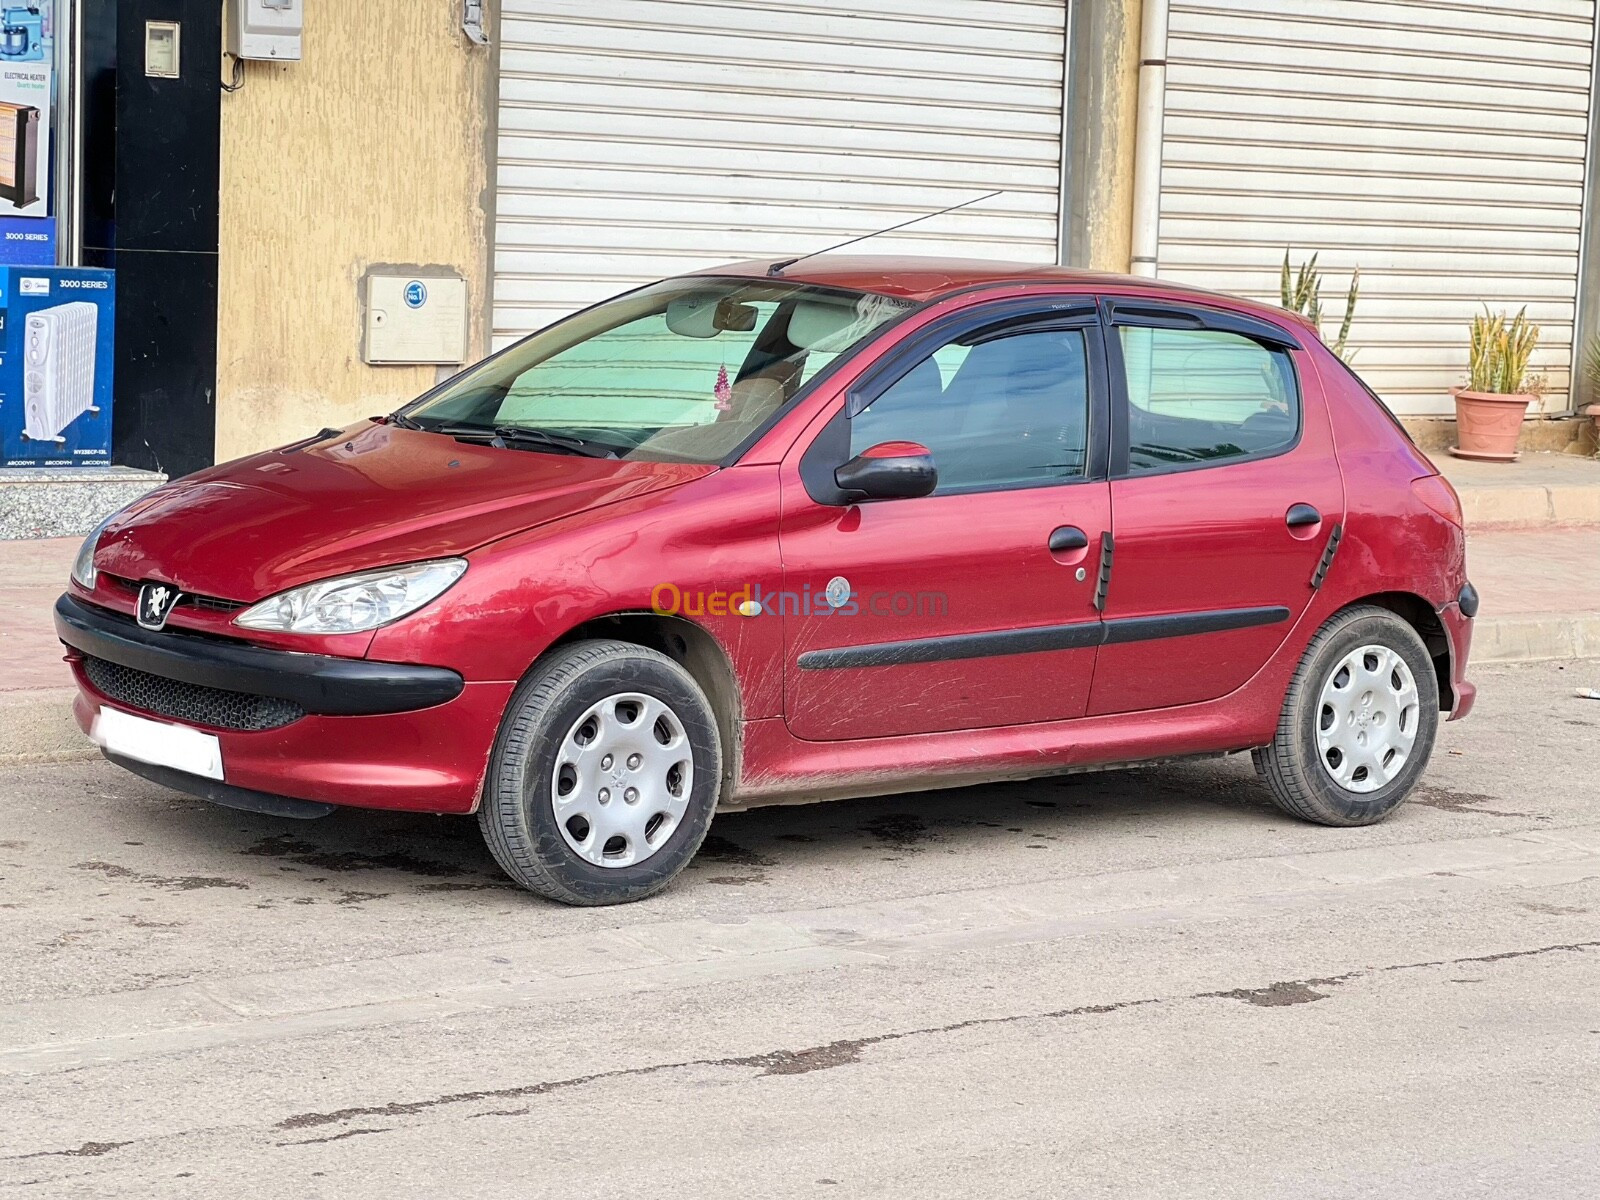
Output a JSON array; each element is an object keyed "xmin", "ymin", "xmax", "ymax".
[{"xmin": 0, "ymin": 266, "xmax": 116, "ymax": 468}]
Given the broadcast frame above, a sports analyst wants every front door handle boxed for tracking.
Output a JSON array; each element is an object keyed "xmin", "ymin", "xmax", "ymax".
[
  {"xmin": 1048, "ymin": 525, "xmax": 1089, "ymax": 553},
  {"xmin": 1286, "ymin": 503, "xmax": 1321, "ymax": 528}
]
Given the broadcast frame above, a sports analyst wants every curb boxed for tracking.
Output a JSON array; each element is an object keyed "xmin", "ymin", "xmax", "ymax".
[
  {"xmin": 4, "ymin": 616, "xmax": 1598, "ymax": 764},
  {"xmin": 0, "ymin": 689, "xmax": 96, "ymax": 764},
  {"xmin": 1458, "ymin": 483, "xmax": 1600, "ymax": 529},
  {"xmin": 1468, "ymin": 612, "xmax": 1600, "ymax": 665}
]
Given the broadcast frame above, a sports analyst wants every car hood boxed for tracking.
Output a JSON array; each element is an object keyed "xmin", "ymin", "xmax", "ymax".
[{"xmin": 95, "ymin": 421, "xmax": 714, "ymax": 600}]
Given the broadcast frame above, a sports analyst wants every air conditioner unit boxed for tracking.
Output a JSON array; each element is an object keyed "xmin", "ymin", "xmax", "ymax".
[
  {"xmin": 0, "ymin": 101, "xmax": 38, "ymax": 207},
  {"xmin": 22, "ymin": 301, "xmax": 99, "ymax": 442}
]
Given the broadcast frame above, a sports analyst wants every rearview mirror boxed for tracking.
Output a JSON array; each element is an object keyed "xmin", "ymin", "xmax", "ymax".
[{"xmin": 834, "ymin": 441, "xmax": 938, "ymax": 501}]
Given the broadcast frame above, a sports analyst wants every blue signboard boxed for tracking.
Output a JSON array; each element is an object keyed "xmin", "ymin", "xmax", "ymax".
[
  {"xmin": 0, "ymin": 216, "xmax": 53, "ymax": 264},
  {"xmin": 0, "ymin": 266, "xmax": 115, "ymax": 467}
]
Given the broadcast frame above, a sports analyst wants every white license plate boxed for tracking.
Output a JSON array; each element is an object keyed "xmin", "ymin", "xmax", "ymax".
[{"xmin": 91, "ymin": 707, "xmax": 224, "ymax": 781}]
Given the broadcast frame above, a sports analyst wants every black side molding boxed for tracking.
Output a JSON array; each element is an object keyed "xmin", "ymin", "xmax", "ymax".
[
  {"xmin": 55, "ymin": 593, "xmax": 464, "ymax": 717},
  {"xmin": 104, "ymin": 752, "xmax": 337, "ymax": 819},
  {"xmin": 1310, "ymin": 523, "xmax": 1344, "ymax": 590},
  {"xmin": 1099, "ymin": 606, "xmax": 1291, "ymax": 646},
  {"xmin": 798, "ymin": 621, "xmax": 1104, "ymax": 670},
  {"xmin": 798, "ymin": 605, "xmax": 1291, "ymax": 670}
]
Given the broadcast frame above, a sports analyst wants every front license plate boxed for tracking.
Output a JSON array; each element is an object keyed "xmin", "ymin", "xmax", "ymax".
[{"xmin": 91, "ymin": 707, "xmax": 224, "ymax": 781}]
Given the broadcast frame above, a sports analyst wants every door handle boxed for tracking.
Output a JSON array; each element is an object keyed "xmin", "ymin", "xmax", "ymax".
[
  {"xmin": 1285, "ymin": 503, "xmax": 1321, "ymax": 528},
  {"xmin": 1048, "ymin": 525, "xmax": 1089, "ymax": 553}
]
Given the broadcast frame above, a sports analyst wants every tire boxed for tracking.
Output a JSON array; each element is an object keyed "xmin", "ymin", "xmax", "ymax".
[
  {"xmin": 477, "ymin": 639, "xmax": 723, "ymax": 905},
  {"xmin": 1253, "ymin": 605, "xmax": 1439, "ymax": 827}
]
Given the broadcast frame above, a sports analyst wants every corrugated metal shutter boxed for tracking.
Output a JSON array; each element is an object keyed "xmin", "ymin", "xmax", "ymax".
[
  {"xmin": 1155, "ymin": 0, "xmax": 1596, "ymax": 415},
  {"xmin": 492, "ymin": 0, "xmax": 1068, "ymax": 346}
]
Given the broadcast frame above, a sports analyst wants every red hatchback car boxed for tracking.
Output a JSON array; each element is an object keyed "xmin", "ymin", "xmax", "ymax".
[{"xmin": 56, "ymin": 257, "xmax": 1476, "ymax": 905}]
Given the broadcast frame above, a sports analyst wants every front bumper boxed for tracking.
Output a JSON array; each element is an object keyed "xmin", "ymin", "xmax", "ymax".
[
  {"xmin": 57, "ymin": 593, "xmax": 509, "ymax": 813},
  {"xmin": 55, "ymin": 593, "xmax": 463, "ymax": 715}
]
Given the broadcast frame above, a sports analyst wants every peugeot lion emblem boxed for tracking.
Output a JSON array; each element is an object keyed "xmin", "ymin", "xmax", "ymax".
[{"xmin": 137, "ymin": 582, "xmax": 181, "ymax": 631}]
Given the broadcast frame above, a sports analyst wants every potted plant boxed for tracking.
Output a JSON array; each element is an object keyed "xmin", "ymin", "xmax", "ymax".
[
  {"xmin": 1451, "ymin": 307, "xmax": 1540, "ymax": 461},
  {"xmin": 1280, "ymin": 250, "xmax": 1359, "ymax": 362}
]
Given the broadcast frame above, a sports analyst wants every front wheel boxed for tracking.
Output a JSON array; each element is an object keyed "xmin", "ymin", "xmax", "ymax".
[
  {"xmin": 1254, "ymin": 605, "xmax": 1439, "ymax": 826},
  {"xmin": 478, "ymin": 639, "xmax": 723, "ymax": 905}
]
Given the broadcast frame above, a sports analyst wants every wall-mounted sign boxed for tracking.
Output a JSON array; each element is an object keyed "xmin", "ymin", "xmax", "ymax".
[
  {"xmin": 0, "ymin": 0, "xmax": 52, "ymax": 265},
  {"xmin": 0, "ymin": 266, "xmax": 116, "ymax": 467}
]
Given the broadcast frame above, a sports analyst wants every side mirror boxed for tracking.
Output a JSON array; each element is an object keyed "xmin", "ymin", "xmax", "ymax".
[{"xmin": 834, "ymin": 440, "xmax": 938, "ymax": 501}]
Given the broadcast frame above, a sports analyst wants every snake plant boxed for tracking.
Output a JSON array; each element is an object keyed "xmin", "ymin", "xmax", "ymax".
[
  {"xmin": 1280, "ymin": 250, "xmax": 1359, "ymax": 363},
  {"xmin": 1467, "ymin": 307, "xmax": 1540, "ymax": 395}
]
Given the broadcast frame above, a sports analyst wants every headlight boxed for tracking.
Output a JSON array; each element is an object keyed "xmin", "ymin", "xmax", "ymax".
[
  {"xmin": 71, "ymin": 511, "xmax": 121, "ymax": 589},
  {"xmin": 234, "ymin": 559, "xmax": 468, "ymax": 635}
]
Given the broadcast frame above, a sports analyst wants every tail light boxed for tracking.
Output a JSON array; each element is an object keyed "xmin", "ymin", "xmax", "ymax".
[{"xmin": 1411, "ymin": 474, "xmax": 1463, "ymax": 527}]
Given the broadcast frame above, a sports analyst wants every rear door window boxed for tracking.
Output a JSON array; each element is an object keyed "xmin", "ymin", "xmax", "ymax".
[{"xmin": 1117, "ymin": 326, "xmax": 1299, "ymax": 473}]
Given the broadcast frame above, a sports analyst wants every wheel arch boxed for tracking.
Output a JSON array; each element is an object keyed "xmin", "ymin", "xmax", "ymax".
[
  {"xmin": 1338, "ymin": 591, "xmax": 1454, "ymax": 711},
  {"xmin": 544, "ymin": 611, "xmax": 744, "ymax": 798}
]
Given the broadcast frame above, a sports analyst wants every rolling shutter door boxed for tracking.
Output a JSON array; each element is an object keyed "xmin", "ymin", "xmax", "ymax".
[
  {"xmin": 1156, "ymin": 0, "xmax": 1595, "ymax": 415},
  {"xmin": 492, "ymin": 0, "xmax": 1068, "ymax": 347}
]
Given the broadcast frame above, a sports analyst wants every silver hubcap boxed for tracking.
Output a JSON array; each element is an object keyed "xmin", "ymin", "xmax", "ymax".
[
  {"xmin": 551, "ymin": 692, "xmax": 694, "ymax": 868},
  {"xmin": 1315, "ymin": 644, "xmax": 1420, "ymax": 794}
]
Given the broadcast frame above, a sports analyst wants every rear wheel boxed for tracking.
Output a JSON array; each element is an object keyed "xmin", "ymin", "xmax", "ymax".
[
  {"xmin": 478, "ymin": 639, "xmax": 722, "ymax": 905},
  {"xmin": 1254, "ymin": 605, "xmax": 1439, "ymax": 826}
]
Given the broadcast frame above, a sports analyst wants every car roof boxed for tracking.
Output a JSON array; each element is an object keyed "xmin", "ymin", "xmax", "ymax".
[{"xmin": 703, "ymin": 254, "xmax": 1311, "ymax": 331}]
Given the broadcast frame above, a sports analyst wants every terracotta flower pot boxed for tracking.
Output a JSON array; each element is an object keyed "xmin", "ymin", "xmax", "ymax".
[{"xmin": 1450, "ymin": 388, "xmax": 1533, "ymax": 462}]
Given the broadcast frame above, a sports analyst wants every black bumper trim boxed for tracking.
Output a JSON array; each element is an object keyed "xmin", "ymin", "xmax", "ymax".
[
  {"xmin": 56, "ymin": 593, "xmax": 463, "ymax": 717},
  {"xmin": 105, "ymin": 752, "xmax": 337, "ymax": 819}
]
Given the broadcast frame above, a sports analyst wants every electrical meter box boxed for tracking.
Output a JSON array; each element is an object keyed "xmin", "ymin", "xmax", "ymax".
[
  {"xmin": 226, "ymin": 0, "xmax": 303, "ymax": 61},
  {"xmin": 363, "ymin": 272, "xmax": 469, "ymax": 365}
]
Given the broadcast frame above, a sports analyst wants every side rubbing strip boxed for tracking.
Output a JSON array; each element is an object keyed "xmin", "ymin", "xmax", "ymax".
[
  {"xmin": 1098, "ymin": 606, "xmax": 1292, "ymax": 646},
  {"xmin": 796, "ymin": 621, "xmax": 1104, "ymax": 670},
  {"xmin": 1310, "ymin": 523, "xmax": 1344, "ymax": 590},
  {"xmin": 797, "ymin": 606, "xmax": 1292, "ymax": 670}
]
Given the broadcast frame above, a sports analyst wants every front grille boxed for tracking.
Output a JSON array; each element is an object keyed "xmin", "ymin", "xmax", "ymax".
[
  {"xmin": 101, "ymin": 574, "xmax": 248, "ymax": 614},
  {"xmin": 83, "ymin": 656, "xmax": 305, "ymax": 732}
]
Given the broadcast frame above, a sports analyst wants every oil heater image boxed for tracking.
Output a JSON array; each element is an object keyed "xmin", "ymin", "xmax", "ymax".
[
  {"xmin": 0, "ymin": 100, "xmax": 37, "ymax": 207},
  {"xmin": 22, "ymin": 301, "xmax": 100, "ymax": 442}
]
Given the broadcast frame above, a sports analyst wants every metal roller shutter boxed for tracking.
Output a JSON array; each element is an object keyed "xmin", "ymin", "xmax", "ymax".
[
  {"xmin": 492, "ymin": 0, "xmax": 1069, "ymax": 346},
  {"xmin": 1156, "ymin": 0, "xmax": 1596, "ymax": 415}
]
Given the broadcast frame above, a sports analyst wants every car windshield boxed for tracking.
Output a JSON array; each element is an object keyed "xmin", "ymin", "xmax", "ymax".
[{"xmin": 402, "ymin": 277, "xmax": 917, "ymax": 463}]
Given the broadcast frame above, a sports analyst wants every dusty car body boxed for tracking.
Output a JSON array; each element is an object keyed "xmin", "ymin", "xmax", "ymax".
[{"xmin": 56, "ymin": 256, "xmax": 1475, "ymax": 904}]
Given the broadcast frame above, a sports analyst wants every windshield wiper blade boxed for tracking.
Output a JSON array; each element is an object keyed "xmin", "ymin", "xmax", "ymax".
[
  {"xmin": 426, "ymin": 423, "xmax": 620, "ymax": 459},
  {"xmin": 384, "ymin": 411, "xmax": 425, "ymax": 430}
]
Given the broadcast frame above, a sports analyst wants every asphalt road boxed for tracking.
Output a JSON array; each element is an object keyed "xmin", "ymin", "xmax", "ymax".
[{"xmin": 3, "ymin": 659, "xmax": 1599, "ymax": 1198}]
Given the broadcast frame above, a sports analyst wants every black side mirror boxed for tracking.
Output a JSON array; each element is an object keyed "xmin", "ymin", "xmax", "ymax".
[{"xmin": 834, "ymin": 441, "xmax": 938, "ymax": 501}]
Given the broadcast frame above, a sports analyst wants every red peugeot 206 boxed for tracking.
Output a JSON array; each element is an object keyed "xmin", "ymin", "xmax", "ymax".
[{"xmin": 56, "ymin": 257, "xmax": 1476, "ymax": 905}]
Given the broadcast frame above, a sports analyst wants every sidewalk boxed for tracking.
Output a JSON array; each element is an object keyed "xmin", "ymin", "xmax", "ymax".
[{"xmin": 3, "ymin": 485, "xmax": 1597, "ymax": 761}]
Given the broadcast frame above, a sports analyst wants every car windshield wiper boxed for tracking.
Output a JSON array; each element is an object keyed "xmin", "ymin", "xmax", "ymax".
[
  {"xmin": 427, "ymin": 423, "xmax": 621, "ymax": 459},
  {"xmin": 385, "ymin": 411, "xmax": 425, "ymax": 430}
]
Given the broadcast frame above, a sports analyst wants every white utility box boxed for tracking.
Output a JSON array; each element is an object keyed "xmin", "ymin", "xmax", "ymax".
[
  {"xmin": 227, "ymin": 0, "xmax": 303, "ymax": 62},
  {"xmin": 363, "ymin": 272, "xmax": 469, "ymax": 365}
]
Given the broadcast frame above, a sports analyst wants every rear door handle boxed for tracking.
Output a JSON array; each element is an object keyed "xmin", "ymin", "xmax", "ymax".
[
  {"xmin": 1285, "ymin": 503, "xmax": 1321, "ymax": 528},
  {"xmin": 1048, "ymin": 525, "xmax": 1089, "ymax": 553}
]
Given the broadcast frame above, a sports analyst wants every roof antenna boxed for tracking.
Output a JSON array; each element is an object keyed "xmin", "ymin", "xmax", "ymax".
[{"xmin": 766, "ymin": 190, "xmax": 1003, "ymax": 277}]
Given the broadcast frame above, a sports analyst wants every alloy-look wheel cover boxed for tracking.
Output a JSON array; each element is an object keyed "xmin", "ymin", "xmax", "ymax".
[
  {"xmin": 1315, "ymin": 643, "xmax": 1420, "ymax": 794},
  {"xmin": 550, "ymin": 691, "xmax": 694, "ymax": 868}
]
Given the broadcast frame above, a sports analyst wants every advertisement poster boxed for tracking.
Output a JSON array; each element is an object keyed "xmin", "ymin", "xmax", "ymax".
[
  {"xmin": 0, "ymin": 266, "xmax": 115, "ymax": 467},
  {"xmin": 0, "ymin": 2, "xmax": 52, "ymax": 263}
]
